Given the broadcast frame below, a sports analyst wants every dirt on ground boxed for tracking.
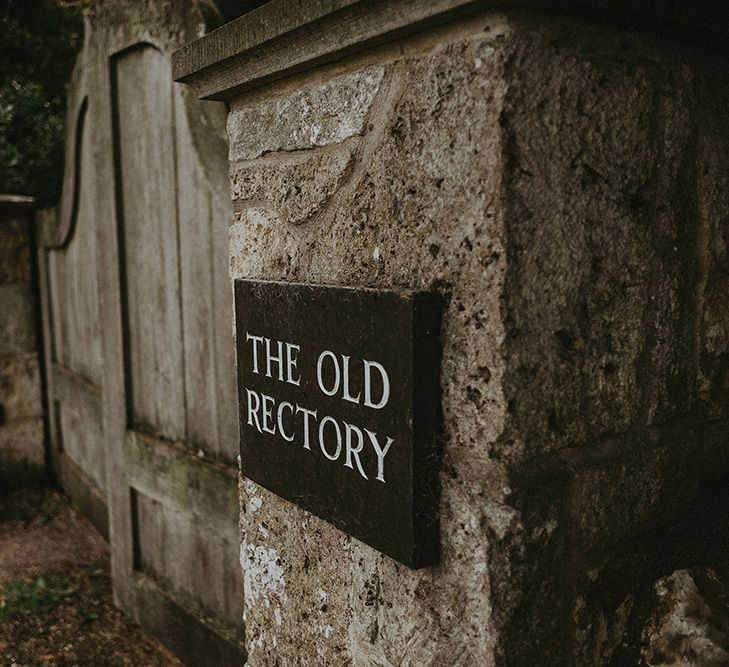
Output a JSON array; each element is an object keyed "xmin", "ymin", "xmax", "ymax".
[{"xmin": 0, "ymin": 456, "xmax": 180, "ymax": 666}]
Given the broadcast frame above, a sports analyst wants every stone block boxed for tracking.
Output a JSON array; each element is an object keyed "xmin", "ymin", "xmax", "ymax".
[
  {"xmin": 0, "ymin": 215, "xmax": 32, "ymax": 285},
  {"xmin": 220, "ymin": 8, "xmax": 729, "ymax": 666},
  {"xmin": 0, "ymin": 418, "xmax": 44, "ymax": 465},
  {"xmin": 641, "ymin": 569, "xmax": 729, "ymax": 666},
  {"xmin": 229, "ymin": 24, "xmax": 510, "ymax": 664},
  {"xmin": 497, "ymin": 22, "xmax": 698, "ymax": 462},
  {"xmin": 230, "ymin": 144, "xmax": 355, "ymax": 226},
  {"xmin": 0, "ymin": 284, "xmax": 37, "ymax": 356},
  {"xmin": 227, "ymin": 66, "xmax": 385, "ymax": 161},
  {"xmin": 0, "ymin": 354, "xmax": 41, "ymax": 422}
]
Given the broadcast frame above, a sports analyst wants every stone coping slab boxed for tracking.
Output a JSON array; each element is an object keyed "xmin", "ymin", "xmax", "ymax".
[
  {"xmin": 0, "ymin": 194, "xmax": 36, "ymax": 213},
  {"xmin": 172, "ymin": 0, "xmax": 729, "ymax": 100}
]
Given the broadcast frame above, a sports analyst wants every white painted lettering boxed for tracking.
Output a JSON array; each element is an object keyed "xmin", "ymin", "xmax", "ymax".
[
  {"xmin": 363, "ymin": 360, "xmax": 390, "ymax": 409},
  {"xmin": 317, "ymin": 350, "xmax": 340, "ymax": 396},
  {"xmin": 261, "ymin": 393, "xmax": 276, "ymax": 434},
  {"xmin": 265, "ymin": 337, "xmax": 285, "ymax": 381},
  {"xmin": 343, "ymin": 422, "xmax": 368, "ymax": 480},
  {"xmin": 245, "ymin": 333, "xmax": 264, "ymax": 374},
  {"xmin": 277, "ymin": 401, "xmax": 295, "ymax": 442},
  {"xmin": 286, "ymin": 342, "xmax": 301, "ymax": 386},
  {"xmin": 319, "ymin": 416, "xmax": 342, "ymax": 461},
  {"xmin": 341, "ymin": 355, "xmax": 361, "ymax": 404},
  {"xmin": 296, "ymin": 405, "xmax": 317, "ymax": 450},
  {"xmin": 246, "ymin": 388, "xmax": 262, "ymax": 432},
  {"xmin": 365, "ymin": 429, "xmax": 394, "ymax": 482}
]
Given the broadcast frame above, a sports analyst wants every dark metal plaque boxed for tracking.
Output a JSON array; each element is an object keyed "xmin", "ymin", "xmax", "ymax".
[{"xmin": 235, "ymin": 280, "xmax": 442, "ymax": 568}]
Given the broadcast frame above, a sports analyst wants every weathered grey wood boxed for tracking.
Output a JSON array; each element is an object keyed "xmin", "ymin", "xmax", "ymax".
[
  {"xmin": 42, "ymin": 4, "xmax": 242, "ymax": 662},
  {"xmin": 35, "ymin": 231, "xmax": 59, "ymax": 461},
  {"xmin": 212, "ymin": 198, "xmax": 239, "ymax": 461},
  {"xmin": 50, "ymin": 110, "xmax": 102, "ymax": 382},
  {"xmin": 56, "ymin": 400, "xmax": 105, "ymax": 490},
  {"xmin": 46, "ymin": 251, "xmax": 67, "ymax": 364},
  {"xmin": 114, "ymin": 46, "xmax": 186, "ymax": 441},
  {"xmin": 95, "ymin": 31, "xmax": 136, "ymax": 615},
  {"xmin": 51, "ymin": 362, "xmax": 105, "ymax": 491},
  {"xmin": 173, "ymin": 0, "xmax": 729, "ymax": 100},
  {"xmin": 175, "ymin": 90, "xmax": 220, "ymax": 456},
  {"xmin": 36, "ymin": 63, "xmax": 108, "ymax": 510},
  {"xmin": 134, "ymin": 490, "xmax": 244, "ymax": 631},
  {"xmin": 42, "ymin": 90, "xmax": 101, "ymax": 380},
  {"xmin": 46, "ymin": 59, "xmax": 87, "ymax": 249},
  {"xmin": 133, "ymin": 573, "xmax": 245, "ymax": 665},
  {"xmin": 52, "ymin": 363, "xmax": 102, "ymax": 414},
  {"xmin": 174, "ymin": 85, "xmax": 237, "ymax": 461},
  {"xmin": 55, "ymin": 452, "xmax": 109, "ymax": 540},
  {"xmin": 126, "ymin": 431, "xmax": 238, "ymax": 539}
]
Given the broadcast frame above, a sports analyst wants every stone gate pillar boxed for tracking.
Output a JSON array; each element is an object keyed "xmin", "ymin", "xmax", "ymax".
[{"xmin": 174, "ymin": 2, "xmax": 729, "ymax": 664}]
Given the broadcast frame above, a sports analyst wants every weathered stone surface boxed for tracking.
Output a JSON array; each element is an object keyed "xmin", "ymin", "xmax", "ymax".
[
  {"xmin": 0, "ymin": 354, "xmax": 41, "ymax": 422},
  {"xmin": 497, "ymin": 25, "xmax": 697, "ymax": 464},
  {"xmin": 0, "ymin": 418, "xmax": 44, "ymax": 465},
  {"xmin": 240, "ymin": 479, "xmax": 354, "ymax": 666},
  {"xmin": 0, "ymin": 284, "xmax": 36, "ymax": 356},
  {"xmin": 225, "ymin": 9, "xmax": 729, "ymax": 667},
  {"xmin": 0, "ymin": 207, "xmax": 43, "ymax": 467},
  {"xmin": 695, "ymin": 70, "xmax": 729, "ymax": 422},
  {"xmin": 230, "ymin": 144, "xmax": 355, "ymax": 226},
  {"xmin": 642, "ymin": 569, "xmax": 729, "ymax": 666},
  {"xmin": 227, "ymin": 66, "xmax": 385, "ymax": 161},
  {"xmin": 0, "ymin": 215, "xmax": 33, "ymax": 285},
  {"xmin": 231, "ymin": 21, "xmax": 509, "ymax": 665}
]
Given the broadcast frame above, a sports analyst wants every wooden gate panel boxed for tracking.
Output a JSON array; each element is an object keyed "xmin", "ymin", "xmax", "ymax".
[
  {"xmin": 175, "ymin": 89, "xmax": 238, "ymax": 463},
  {"xmin": 52, "ymin": 364, "xmax": 105, "ymax": 492},
  {"xmin": 109, "ymin": 34, "xmax": 243, "ymax": 660},
  {"xmin": 47, "ymin": 113, "xmax": 102, "ymax": 385},
  {"xmin": 134, "ymin": 491, "xmax": 243, "ymax": 632},
  {"xmin": 40, "ymin": 4, "xmax": 244, "ymax": 662},
  {"xmin": 114, "ymin": 46, "xmax": 186, "ymax": 442},
  {"xmin": 40, "ymin": 81, "xmax": 108, "ymax": 536}
]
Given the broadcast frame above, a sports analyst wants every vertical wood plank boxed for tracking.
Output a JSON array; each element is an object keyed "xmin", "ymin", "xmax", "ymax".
[
  {"xmin": 35, "ymin": 231, "xmax": 59, "ymax": 464},
  {"xmin": 44, "ymin": 92, "xmax": 107, "ymax": 495},
  {"xmin": 175, "ymin": 91, "xmax": 219, "ymax": 454},
  {"xmin": 174, "ymin": 87, "xmax": 236, "ymax": 461},
  {"xmin": 64, "ymin": 116, "xmax": 102, "ymax": 382},
  {"xmin": 210, "ymin": 149, "xmax": 238, "ymax": 464},
  {"xmin": 115, "ymin": 47, "xmax": 186, "ymax": 441}
]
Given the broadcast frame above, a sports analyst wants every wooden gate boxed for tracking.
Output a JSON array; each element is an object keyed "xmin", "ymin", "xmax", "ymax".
[{"xmin": 38, "ymin": 2, "xmax": 244, "ymax": 662}]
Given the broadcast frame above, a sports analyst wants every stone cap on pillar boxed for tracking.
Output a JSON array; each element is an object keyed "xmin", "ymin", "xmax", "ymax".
[
  {"xmin": 0, "ymin": 194, "xmax": 36, "ymax": 215},
  {"xmin": 172, "ymin": 0, "xmax": 729, "ymax": 101}
]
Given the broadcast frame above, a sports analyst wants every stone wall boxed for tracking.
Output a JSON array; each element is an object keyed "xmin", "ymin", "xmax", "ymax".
[
  {"xmin": 0, "ymin": 197, "xmax": 44, "ymax": 466},
  {"xmin": 178, "ymin": 5, "xmax": 729, "ymax": 664}
]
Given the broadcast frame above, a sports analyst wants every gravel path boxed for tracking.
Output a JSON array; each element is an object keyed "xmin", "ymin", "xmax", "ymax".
[{"xmin": 0, "ymin": 460, "xmax": 180, "ymax": 666}]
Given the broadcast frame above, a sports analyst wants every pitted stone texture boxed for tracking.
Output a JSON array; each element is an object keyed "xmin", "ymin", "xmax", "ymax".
[
  {"xmin": 227, "ymin": 66, "xmax": 385, "ymax": 161},
  {"xmin": 0, "ymin": 215, "xmax": 33, "ymax": 285},
  {"xmin": 641, "ymin": 569, "xmax": 729, "ymax": 666},
  {"xmin": 561, "ymin": 417, "xmax": 703, "ymax": 566},
  {"xmin": 0, "ymin": 354, "xmax": 41, "ymax": 421},
  {"xmin": 0, "ymin": 418, "xmax": 44, "ymax": 465},
  {"xmin": 0, "ymin": 284, "xmax": 37, "ymax": 356},
  {"xmin": 228, "ymin": 12, "xmax": 728, "ymax": 667},
  {"xmin": 230, "ymin": 144, "xmax": 355, "ymax": 226},
  {"xmin": 239, "ymin": 479, "xmax": 353, "ymax": 666},
  {"xmin": 231, "ymin": 27, "xmax": 509, "ymax": 666},
  {"xmin": 497, "ymin": 26, "xmax": 697, "ymax": 464},
  {"xmin": 695, "ymin": 71, "xmax": 729, "ymax": 420}
]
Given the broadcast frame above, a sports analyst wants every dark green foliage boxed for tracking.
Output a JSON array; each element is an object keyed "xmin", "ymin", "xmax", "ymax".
[
  {"xmin": 0, "ymin": 576, "xmax": 75, "ymax": 622},
  {"xmin": 0, "ymin": 1, "xmax": 83, "ymax": 206}
]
